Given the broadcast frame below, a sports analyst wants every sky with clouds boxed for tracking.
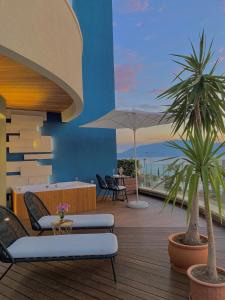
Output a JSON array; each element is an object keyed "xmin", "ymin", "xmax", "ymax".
[{"xmin": 112, "ymin": 0, "xmax": 225, "ymax": 113}]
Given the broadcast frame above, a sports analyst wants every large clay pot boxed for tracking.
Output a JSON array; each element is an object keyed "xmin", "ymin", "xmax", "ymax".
[
  {"xmin": 168, "ymin": 232, "xmax": 208, "ymax": 274},
  {"xmin": 187, "ymin": 264, "xmax": 225, "ymax": 300}
]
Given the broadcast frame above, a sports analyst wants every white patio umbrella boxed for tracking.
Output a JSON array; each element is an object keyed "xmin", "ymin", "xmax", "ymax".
[{"xmin": 81, "ymin": 109, "xmax": 172, "ymax": 209}]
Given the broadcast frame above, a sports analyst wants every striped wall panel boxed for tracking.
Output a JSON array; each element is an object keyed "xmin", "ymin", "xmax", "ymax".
[{"xmin": 6, "ymin": 110, "xmax": 53, "ymax": 189}]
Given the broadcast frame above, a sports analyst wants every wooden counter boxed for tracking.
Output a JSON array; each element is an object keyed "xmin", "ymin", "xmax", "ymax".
[{"xmin": 13, "ymin": 181, "xmax": 96, "ymax": 220}]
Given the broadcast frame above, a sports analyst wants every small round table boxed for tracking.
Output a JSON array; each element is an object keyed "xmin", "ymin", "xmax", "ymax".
[
  {"xmin": 51, "ymin": 219, "xmax": 74, "ymax": 235},
  {"xmin": 113, "ymin": 175, "xmax": 130, "ymax": 186}
]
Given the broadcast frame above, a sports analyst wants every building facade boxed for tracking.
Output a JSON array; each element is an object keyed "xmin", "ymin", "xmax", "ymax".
[{"xmin": 6, "ymin": 0, "xmax": 117, "ymax": 187}]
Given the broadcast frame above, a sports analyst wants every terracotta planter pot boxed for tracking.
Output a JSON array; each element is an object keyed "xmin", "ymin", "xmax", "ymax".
[
  {"xmin": 168, "ymin": 232, "xmax": 208, "ymax": 274},
  {"xmin": 187, "ymin": 264, "xmax": 225, "ymax": 300}
]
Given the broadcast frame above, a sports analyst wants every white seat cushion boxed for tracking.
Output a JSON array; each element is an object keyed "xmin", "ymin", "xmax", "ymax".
[
  {"xmin": 117, "ymin": 185, "xmax": 126, "ymax": 190},
  {"xmin": 7, "ymin": 233, "xmax": 118, "ymax": 259},
  {"xmin": 38, "ymin": 214, "xmax": 114, "ymax": 229}
]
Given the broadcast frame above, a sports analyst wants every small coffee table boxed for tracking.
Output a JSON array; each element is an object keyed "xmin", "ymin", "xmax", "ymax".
[
  {"xmin": 113, "ymin": 174, "xmax": 130, "ymax": 186},
  {"xmin": 51, "ymin": 219, "xmax": 74, "ymax": 235}
]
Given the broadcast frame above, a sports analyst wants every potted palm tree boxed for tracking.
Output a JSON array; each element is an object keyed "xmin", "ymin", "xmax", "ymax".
[
  {"xmin": 158, "ymin": 31, "xmax": 225, "ymax": 273},
  {"xmin": 166, "ymin": 131, "xmax": 225, "ymax": 299}
]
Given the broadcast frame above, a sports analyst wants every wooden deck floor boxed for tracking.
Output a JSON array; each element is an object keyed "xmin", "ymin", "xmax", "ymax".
[{"xmin": 0, "ymin": 195, "xmax": 225, "ymax": 300}]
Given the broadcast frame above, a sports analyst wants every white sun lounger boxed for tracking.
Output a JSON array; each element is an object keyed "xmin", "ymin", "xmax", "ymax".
[
  {"xmin": 38, "ymin": 214, "xmax": 114, "ymax": 230},
  {"xmin": 24, "ymin": 191, "xmax": 115, "ymax": 233},
  {"xmin": 7, "ymin": 233, "xmax": 118, "ymax": 259},
  {"xmin": 0, "ymin": 207, "xmax": 118, "ymax": 282}
]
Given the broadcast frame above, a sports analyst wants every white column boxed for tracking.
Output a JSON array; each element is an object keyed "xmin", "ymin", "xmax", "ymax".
[{"xmin": 0, "ymin": 97, "xmax": 6, "ymax": 206}]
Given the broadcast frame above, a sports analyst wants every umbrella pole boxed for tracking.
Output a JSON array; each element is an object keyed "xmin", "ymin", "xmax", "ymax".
[
  {"xmin": 126, "ymin": 129, "xmax": 148, "ymax": 208},
  {"xmin": 133, "ymin": 129, "xmax": 139, "ymax": 202}
]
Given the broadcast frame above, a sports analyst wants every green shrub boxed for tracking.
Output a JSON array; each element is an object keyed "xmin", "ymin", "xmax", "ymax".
[{"xmin": 117, "ymin": 159, "xmax": 140, "ymax": 177}]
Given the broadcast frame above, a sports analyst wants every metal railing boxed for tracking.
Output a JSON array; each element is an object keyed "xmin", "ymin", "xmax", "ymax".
[{"xmin": 138, "ymin": 157, "xmax": 225, "ymax": 220}]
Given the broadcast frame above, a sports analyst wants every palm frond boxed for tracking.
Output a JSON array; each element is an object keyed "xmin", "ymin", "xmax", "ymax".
[
  {"xmin": 157, "ymin": 31, "xmax": 225, "ymax": 136},
  {"xmin": 161, "ymin": 131, "xmax": 225, "ymax": 223}
]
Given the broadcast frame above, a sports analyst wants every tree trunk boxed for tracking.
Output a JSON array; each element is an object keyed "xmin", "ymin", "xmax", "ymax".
[
  {"xmin": 184, "ymin": 191, "xmax": 201, "ymax": 245},
  {"xmin": 183, "ymin": 102, "xmax": 202, "ymax": 245},
  {"xmin": 203, "ymin": 191, "xmax": 218, "ymax": 281},
  {"xmin": 195, "ymin": 100, "xmax": 202, "ymax": 129}
]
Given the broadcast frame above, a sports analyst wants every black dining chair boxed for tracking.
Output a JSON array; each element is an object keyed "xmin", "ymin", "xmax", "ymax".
[
  {"xmin": 105, "ymin": 175, "xmax": 127, "ymax": 201},
  {"xmin": 96, "ymin": 174, "xmax": 110, "ymax": 201}
]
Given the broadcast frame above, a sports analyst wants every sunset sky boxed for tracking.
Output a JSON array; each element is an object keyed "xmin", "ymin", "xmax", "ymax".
[{"xmin": 112, "ymin": 0, "xmax": 225, "ymax": 152}]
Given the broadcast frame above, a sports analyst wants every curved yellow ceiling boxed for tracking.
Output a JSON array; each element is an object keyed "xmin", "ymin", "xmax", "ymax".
[{"xmin": 0, "ymin": 0, "xmax": 83, "ymax": 122}]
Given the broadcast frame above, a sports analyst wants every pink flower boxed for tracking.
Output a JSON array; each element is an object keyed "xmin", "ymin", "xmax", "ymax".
[{"xmin": 56, "ymin": 203, "xmax": 70, "ymax": 213}]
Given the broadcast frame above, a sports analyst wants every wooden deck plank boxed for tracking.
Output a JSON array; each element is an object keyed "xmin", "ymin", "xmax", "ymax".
[
  {"xmin": 66, "ymin": 263, "xmax": 163, "ymax": 300},
  {"xmin": 31, "ymin": 261, "xmax": 122, "ymax": 300},
  {"xmin": 48, "ymin": 260, "xmax": 150, "ymax": 300},
  {"xmin": 68, "ymin": 260, "xmax": 185, "ymax": 300},
  {"xmin": 6, "ymin": 265, "xmax": 74, "ymax": 300},
  {"xmin": 16, "ymin": 263, "xmax": 96, "ymax": 300},
  {"xmin": 1, "ymin": 195, "xmax": 225, "ymax": 299},
  {"xmin": 1, "ymin": 275, "xmax": 51, "ymax": 300},
  {"xmin": 0, "ymin": 282, "xmax": 20, "ymax": 300}
]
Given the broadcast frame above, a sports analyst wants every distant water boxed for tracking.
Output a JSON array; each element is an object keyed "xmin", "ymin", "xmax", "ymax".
[
  {"xmin": 139, "ymin": 157, "xmax": 176, "ymax": 176},
  {"xmin": 139, "ymin": 156, "xmax": 225, "ymax": 177}
]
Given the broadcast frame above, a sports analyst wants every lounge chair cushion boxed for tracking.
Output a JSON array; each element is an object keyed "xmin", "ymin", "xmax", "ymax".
[
  {"xmin": 117, "ymin": 185, "xmax": 126, "ymax": 190},
  {"xmin": 38, "ymin": 214, "xmax": 114, "ymax": 229},
  {"xmin": 7, "ymin": 233, "xmax": 118, "ymax": 259}
]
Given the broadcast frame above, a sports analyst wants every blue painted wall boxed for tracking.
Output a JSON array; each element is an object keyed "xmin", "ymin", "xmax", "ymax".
[{"xmin": 41, "ymin": 0, "xmax": 117, "ymax": 183}]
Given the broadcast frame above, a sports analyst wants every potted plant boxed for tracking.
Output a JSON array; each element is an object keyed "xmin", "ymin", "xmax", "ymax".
[
  {"xmin": 157, "ymin": 31, "xmax": 225, "ymax": 273},
  {"xmin": 166, "ymin": 131, "xmax": 225, "ymax": 299}
]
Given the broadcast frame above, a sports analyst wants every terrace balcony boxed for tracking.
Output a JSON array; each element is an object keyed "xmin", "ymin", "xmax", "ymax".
[
  {"xmin": 0, "ymin": 1, "xmax": 224, "ymax": 299},
  {"xmin": 138, "ymin": 158, "xmax": 225, "ymax": 224},
  {"xmin": 0, "ymin": 194, "xmax": 225, "ymax": 300}
]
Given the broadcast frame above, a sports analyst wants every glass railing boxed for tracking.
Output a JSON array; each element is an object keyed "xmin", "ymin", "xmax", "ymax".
[{"xmin": 138, "ymin": 157, "xmax": 225, "ymax": 217}]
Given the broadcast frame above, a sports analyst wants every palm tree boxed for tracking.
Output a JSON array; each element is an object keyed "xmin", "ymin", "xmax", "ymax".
[
  {"xmin": 165, "ymin": 131, "xmax": 225, "ymax": 281},
  {"xmin": 157, "ymin": 31, "xmax": 225, "ymax": 245}
]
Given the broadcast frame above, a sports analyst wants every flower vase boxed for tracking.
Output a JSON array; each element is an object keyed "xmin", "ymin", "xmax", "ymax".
[{"xmin": 59, "ymin": 211, "xmax": 64, "ymax": 222}]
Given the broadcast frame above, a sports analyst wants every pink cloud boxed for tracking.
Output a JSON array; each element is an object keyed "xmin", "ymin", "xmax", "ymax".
[
  {"xmin": 129, "ymin": 0, "xmax": 149, "ymax": 12},
  {"xmin": 115, "ymin": 64, "xmax": 141, "ymax": 93}
]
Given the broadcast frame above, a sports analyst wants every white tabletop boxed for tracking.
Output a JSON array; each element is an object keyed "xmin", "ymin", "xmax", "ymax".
[{"xmin": 14, "ymin": 181, "xmax": 96, "ymax": 194}]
